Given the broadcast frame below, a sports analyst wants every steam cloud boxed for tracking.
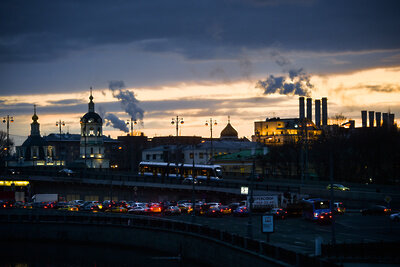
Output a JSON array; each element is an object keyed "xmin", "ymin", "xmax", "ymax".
[
  {"xmin": 104, "ymin": 113, "xmax": 129, "ymax": 132},
  {"xmin": 98, "ymin": 106, "xmax": 129, "ymax": 133},
  {"xmin": 257, "ymin": 51, "xmax": 314, "ymax": 97},
  {"xmin": 109, "ymin": 80, "xmax": 144, "ymax": 121}
]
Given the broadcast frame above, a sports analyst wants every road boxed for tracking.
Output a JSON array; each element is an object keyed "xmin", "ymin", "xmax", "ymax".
[{"xmin": 159, "ymin": 212, "xmax": 400, "ymax": 256}]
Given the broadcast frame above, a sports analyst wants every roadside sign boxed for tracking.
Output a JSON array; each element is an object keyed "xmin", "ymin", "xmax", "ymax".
[
  {"xmin": 262, "ymin": 215, "xmax": 274, "ymax": 233},
  {"xmin": 241, "ymin": 186, "xmax": 249, "ymax": 195},
  {"xmin": 384, "ymin": 195, "xmax": 392, "ymax": 203}
]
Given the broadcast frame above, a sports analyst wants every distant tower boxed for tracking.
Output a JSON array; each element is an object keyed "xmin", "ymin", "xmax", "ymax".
[
  {"xmin": 361, "ymin": 111, "xmax": 367, "ymax": 128},
  {"xmin": 80, "ymin": 88, "xmax": 109, "ymax": 168},
  {"xmin": 322, "ymin": 97, "xmax": 328, "ymax": 126},
  {"xmin": 315, "ymin": 99, "xmax": 321, "ymax": 127},
  {"xmin": 299, "ymin": 97, "xmax": 305, "ymax": 120},
  {"xmin": 306, "ymin": 98, "xmax": 312, "ymax": 121},
  {"xmin": 376, "ymin": 112, "xmax": 381, "ymax": 128},
  {"xmin": 368, "ymin": 111, "xmax": 375, "ymax": 128}
]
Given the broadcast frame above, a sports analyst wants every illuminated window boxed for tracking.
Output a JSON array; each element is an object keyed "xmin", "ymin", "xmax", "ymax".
[{"xmin": 190, "ymin": 153, "xmax": 194, "ymax": 159}]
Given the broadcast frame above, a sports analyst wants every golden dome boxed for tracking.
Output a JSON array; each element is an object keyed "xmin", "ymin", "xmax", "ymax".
[{"xmin": 220, "ymin": 122, "xmax": 238, "ymax": 138}]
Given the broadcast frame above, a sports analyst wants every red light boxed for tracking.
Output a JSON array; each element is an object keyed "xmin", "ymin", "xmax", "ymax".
[{"xmin": 320, "ymin": 216, "xmax": 324, "ymax": 218}]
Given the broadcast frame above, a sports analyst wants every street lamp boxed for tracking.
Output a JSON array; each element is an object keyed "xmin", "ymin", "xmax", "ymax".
[
  {"xmin": 171, "ymin": 116, "xmax": 184, "ymax": 137},
  {"xmin": 56, "ymin": 120, "xmax": 65, "ymax": 139},
  {"xmin": 205, "ymin": 118, "xmax": 217, "ymax": 162},
  {"xmin": 2, "ymin": 115, "xmax": 14, "ymax": 158},
  {"xmin": 126, "ymin": 118, "xmax": 137, "ymax": 136}
]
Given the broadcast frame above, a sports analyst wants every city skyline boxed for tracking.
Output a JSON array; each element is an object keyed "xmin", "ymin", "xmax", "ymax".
[{"xmin": 1, "ymin": 1, "xmax": 400, "ymax": 145}]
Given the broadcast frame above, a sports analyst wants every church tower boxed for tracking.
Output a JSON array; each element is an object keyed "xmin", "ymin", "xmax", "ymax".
[{"xmin": 80, "ymin": 88, "xmax": 109, "ymax": 168}]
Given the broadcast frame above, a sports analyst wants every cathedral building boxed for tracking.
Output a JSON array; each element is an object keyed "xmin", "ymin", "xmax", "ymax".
[{"xmin": 9, "ymin": 106, "xmax": 59, "ymax": 167}]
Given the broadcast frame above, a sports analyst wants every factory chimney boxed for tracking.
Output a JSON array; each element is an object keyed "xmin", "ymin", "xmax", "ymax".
[
  {"xmin": 376, "ymin": 112, "xmax": 381, "ymax": 128},
  {"xmin": 306, "ymin": 98, "xmax": 312, "ymax": 121},
  {"xmin": 361, "ymin": 111, "xmax": 367, "ymax": 128},
  {"xmin": 299, "ymin": 97, "xmax": 305, "ymax": 120},
  {"xmin": 322, "ymin": 97, "xmax": 328, "ymax": 126},
  {"xmin": 368, "ymin": 111, "xmax": 375, "ymax": 128},
  {"xmin": 315, "ymin": 99, "xmax": 321, "ymax": 127},
  {"xmin": 389, "ymin": 113, "xmax": 395, "ymax": 126},
  {"xmin": 382, "ymin": 113, "xmax": 389, "ymax": 127}
]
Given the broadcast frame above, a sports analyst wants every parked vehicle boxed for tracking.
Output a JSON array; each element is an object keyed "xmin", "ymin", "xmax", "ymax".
[{"xmin": 361, "ymin": 205, "xmax": 391, "ymax": 215}]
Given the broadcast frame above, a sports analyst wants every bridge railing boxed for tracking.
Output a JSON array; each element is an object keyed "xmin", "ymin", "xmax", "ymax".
[
  {"xmin": 0, "ymin": 209, "xmax": 334, "ymax": 266},
  {"xmin": 21, "ymin": 169, "xmax": 300, "ymax": 193}
]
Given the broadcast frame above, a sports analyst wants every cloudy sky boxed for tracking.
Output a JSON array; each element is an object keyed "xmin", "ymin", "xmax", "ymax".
[{"xmin": 1, "ymin": 0, "xmax": 400, "ymax": 145}]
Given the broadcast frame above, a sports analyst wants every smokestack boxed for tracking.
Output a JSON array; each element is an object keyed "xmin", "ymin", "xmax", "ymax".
[
  {"xmin": 299, "ymin": 97, "xmax": 305, "ymax": 120},
  {"xmin": 382, "ymin": 113, "xmax": 388, "ymax": 127},
  {"xmin": 361, "ymin": 111, "xmax": 367, "ymax": 128},
  {"xmin": 376, "ymin": 112, "xmax": 381, "ymax": 127},
  {"xmin": 306, "ymin": 98, "xmax": 312, "ymax": 121},
  {"xmin": 389, "ymin": 113, "xmax": 395, "ymax": 126},
  {"xmin": 368, "ymin": 111, "xmax": 374, "ymax": 127},
  {"xmin": 315, "ymin": 99, "xmax": 321, "ymax": 127},
  {"xmin": 322, "ymin": 97, "xmax": 328, "ymax": 126}
]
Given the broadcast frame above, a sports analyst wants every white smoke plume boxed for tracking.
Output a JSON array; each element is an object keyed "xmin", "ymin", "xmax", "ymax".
[{"xmin": 109, "ymin": 80, "xmax": 144, "ymax": 121}]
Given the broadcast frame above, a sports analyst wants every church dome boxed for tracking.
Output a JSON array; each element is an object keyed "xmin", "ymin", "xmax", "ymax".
[
  {"xmin": 220, "ymin": 122, "xmax": 238, "ymax": 139},
  {"xmin": 81, "ymin": 112, "xmax": 102, "ymax": 123}
]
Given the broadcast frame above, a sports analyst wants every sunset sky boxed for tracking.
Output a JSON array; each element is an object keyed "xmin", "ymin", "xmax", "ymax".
[{"xmin": 1, "ymin": 0, "xmax": 400, "ymax": 145}]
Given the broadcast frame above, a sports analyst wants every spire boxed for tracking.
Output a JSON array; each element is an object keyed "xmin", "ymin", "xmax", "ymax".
[
  {"xmin": 31, "ymin": 104, "xmax": 40, "ymax": 136},
  {"xmin": 228, "ymin": 115, "xmax": 230, "ymax": 124},
  {"xmin": 88, "ymin": 87, "xmax": 95, "ymax": 112}
]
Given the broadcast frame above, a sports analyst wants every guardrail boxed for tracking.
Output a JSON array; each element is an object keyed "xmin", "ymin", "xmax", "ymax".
[
  {"xmin": 0, "ymin": 209, "xmax": 335, "ymax": 266},
  {"xmin": 17, "ymin": 169, "xmax": 301, "ymax": 193}
]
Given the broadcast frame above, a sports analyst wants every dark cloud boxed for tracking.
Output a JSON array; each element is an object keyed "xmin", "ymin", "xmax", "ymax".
[
  {"xmin": 48, "ymin": 99, "xmax": 83, "ymax": 105},
  {"xmin": 1, "ymin": 0, "xmax": 399, "ymax": 63},
  {"xmin": 104, "ymin": 113, "xmax": 129, "ymax": 133}
]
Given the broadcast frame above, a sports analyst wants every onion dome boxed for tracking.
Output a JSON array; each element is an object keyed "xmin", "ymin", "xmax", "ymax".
[{"xmin": 80, "ymin": 88, "xmax": 102, "ymax": 124}]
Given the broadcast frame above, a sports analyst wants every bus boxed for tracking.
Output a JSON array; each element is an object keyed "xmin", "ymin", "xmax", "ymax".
[
  {"xmin": 138, "ymin": 161, "xmax": 223, "ymax": 181},
  {"xmin": 301, "ymin": 198, "xmax": 331, "ymax": 221}
]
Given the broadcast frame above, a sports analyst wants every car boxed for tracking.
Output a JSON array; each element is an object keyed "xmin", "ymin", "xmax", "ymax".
[
  {"xmin": 58, "ymin": 168, "xmax": 74, "ymax": 176},
  {"xmin": 233, "ymin": 206, "xmax": 249, "ymax": 217},
  {"xmin": 333, "ymin": 202, "xmax": 346, "ymax": 214},
  {"xmin": 148, "ymin": 203, "xmax": 162, "ymax": 213},
  {"xmin": 205, "ymin": 206, "xmax": 222, "ymax": 217},
  {"xmin": 219, "ymin": 205, "xmax": 232, "ymax": 215},
  {"xmin": 361, "ymin": 205, "xmax": 391, "ymax": 215},
  {"xmin": 58, "ymin": 204, "xmax": 79, "ymax": 212},
  {"xmin": 390, "ymin": 213, "xmax": 400, "ymax": 222},
  {"xmin": 163, "ymin": 206, "xmax": 182, "ymax": 215},
  {"xmin": 326, "ymin": 184, "xmax": 350, "ymax": 191},
  {"xmin": 182, "ymin": 178, "xmax": 199, "ymax": 185},
  {"xmin": 178, "ymin": 203, "xmax": 193, "ymax": 214},
  {"xmin": 269, "ymin": 208, "xmax": 287, "ymax": 219},
  {"xmin": 107, "ymin": 206, "xmax": 128, "ymax": 213},
  {"xmin": 128, "ymin": 206, "xmax": 148, "ymax": 214}
]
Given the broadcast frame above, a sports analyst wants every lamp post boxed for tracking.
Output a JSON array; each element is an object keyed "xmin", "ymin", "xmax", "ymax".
[
  {"xmin": 2, "ymin": 115, "xmax": 14, "ymax": 163},
  {"xmin": 171, "ymin": 116, "xmax": 184, "ymax": 137},
  {"xmin": 171, "ymin": 116, "xmax": 184, "ymax": 166},
  {"xmin": 205, "ymin": 118, "xmax": 217, "ymax": 162},
  {"xmin": 126, "ymin": 118, "xmax": 137, "ymax": 136}
]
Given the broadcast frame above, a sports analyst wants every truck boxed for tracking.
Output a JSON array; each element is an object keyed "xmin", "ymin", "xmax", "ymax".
[
  {"xmin": 32, "ymin": 194, "xmax": 58, "ymax": 203},
  {"xmin": 240, "ymin": 195, "xmax": 279, "ymax": 211}
]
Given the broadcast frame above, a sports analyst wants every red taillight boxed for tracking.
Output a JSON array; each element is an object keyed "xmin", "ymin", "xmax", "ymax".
[
  {"xmin": 212, "ymin": 210, "xmax": 215, "ymax": 213},
  {"xmin": 320, "ymin": 215, "xmax": 324, "ymax": 218},
  {"xmin": 220, "ymin": 209, "xmax": 223, "ymax": 212},
  {"xmin": 384, "ymin": 209, "xmax": 388, "ymax": 212},
  {"xmin": 329, "ymin": 215, "xmax": 332, "ymax": 218}
]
